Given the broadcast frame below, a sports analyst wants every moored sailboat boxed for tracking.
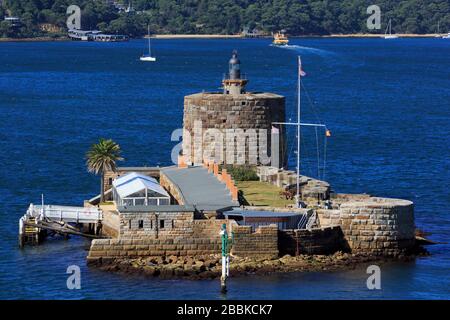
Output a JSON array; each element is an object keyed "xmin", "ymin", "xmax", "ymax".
[
  {"xmin": 140, "ymin": 26, "xmax": 156, "ymax": 62},
  {"xmin": 384, "ymin": 19, "xmax": 398, "ymax": 39}
]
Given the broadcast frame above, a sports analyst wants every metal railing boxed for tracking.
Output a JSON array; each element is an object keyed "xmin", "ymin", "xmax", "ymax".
[
  {"xmin": 26, "ymin": 204, "xmax": 102, "ymax": 224},
  {"xmin": 296, "ymin": 211, "xmax": 317, "ymax": 230},
  {"xmin": 306, "ymin": 211, "xmax": 317, "ymax": 230}
]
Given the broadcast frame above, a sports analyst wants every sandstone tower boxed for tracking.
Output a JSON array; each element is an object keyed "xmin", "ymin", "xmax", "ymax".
[{"xmin": 182, "ymin": 50, "xmax": 286, "ymax": 167}]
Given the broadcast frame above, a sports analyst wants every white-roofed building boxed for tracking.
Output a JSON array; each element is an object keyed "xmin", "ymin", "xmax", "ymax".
[{"xmin": 112, "ymin": 172, "xmax": 171, "ymax": 206}]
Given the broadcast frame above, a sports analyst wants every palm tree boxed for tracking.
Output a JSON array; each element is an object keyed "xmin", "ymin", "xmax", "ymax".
[{"xmin": 86, "ymin": 138, "xmax": 124, "ymax": 203}]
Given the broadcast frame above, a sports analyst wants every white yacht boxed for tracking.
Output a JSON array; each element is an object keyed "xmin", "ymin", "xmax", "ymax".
[
  {"xmin": 140, "ymin": 26, "xmax": 156, "ymax": 62},
  {"xmin": 384, "ymin": 19, "xmax": 398, "ymax": 39}
]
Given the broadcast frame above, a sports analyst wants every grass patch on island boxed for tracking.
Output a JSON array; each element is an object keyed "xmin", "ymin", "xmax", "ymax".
[{"xmin": 236, "ymin": 181, "xmax": 294, "ymax": 208}]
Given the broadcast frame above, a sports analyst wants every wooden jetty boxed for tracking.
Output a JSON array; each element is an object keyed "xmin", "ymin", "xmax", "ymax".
[{"xmin": 19, "ymin": 204, "xmax": 104, "ymax": 248}]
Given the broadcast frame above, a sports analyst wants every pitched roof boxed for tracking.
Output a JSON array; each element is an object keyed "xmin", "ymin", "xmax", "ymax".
[{"xmin": 113, "ymin": 172, "xmax": 169, "ymax": 199}]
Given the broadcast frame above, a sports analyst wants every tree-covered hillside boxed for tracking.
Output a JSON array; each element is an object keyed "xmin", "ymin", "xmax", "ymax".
[{"xmin": 0, "ymin": 0, "xmax": 449, "ymax": 38}]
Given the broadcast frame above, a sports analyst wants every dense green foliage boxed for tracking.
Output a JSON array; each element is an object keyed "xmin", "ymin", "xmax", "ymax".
[
  {"xmin": 1, "ymin": 0, "xmax": 449, "ymax": 38},
  {"xmin": 222, "ymin": 165, "xmax": 260, "ymax": 182}
]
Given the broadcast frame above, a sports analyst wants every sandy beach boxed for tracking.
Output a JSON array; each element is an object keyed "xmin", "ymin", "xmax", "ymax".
[
  {"xmin": 152, "ymin": 34, "xmax": 243, "ymax": 39},
  {"xmin": 324, "ymin": 33, "xmax": 442, "ymax": 38}
]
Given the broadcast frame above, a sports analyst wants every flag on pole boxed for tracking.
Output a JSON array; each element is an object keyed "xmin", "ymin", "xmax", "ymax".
[{"xmin": 298, "ymin": 56, "xmax": 307, "ymax": 77}]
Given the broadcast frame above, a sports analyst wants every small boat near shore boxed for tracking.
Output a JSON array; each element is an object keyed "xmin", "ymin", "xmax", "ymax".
[
  {"xmin": 442, "ymin": 32, "xmax": 450, "ymax": 39},
  {"xmin": 384, "ymin": 19, "xmax": 398, "ymax": 39},
  {"xmin": 140, "ymin": 26, "xmax": 156, "ymax": 62}
]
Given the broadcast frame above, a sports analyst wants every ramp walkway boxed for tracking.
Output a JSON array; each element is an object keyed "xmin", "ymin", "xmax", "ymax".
[{"xmin": 161, "ymin": 166, "xmax": 239, "ymax": 211}]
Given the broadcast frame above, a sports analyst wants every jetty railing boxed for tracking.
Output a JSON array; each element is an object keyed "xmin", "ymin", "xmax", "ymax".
[
  {"xmin": 19, "ymin": 204, "xmax": 104, "ymax": 247},
  {"xmin": 26, "ymin": 204, "xmax": 102, "ymax": 224}
]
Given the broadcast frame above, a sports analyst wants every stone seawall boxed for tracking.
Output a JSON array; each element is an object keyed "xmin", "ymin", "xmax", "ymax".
[
  {"xmin": 317, "ymin": 197, "xmax": 415, "ymax": 256},
  {"xmin": 231, "ymin": 224, "xmax": 278, "ymax": 259},
  {"xmin": 278, "ymin": 226, "xmax": 344, "ymax": 255},
  {"xmin": 88, "ymin": 214, "xmax": 233, "ymax": 262},
  {"xmin": 87, "ymin": 238, "xmax": 221, "ymax": 264}
]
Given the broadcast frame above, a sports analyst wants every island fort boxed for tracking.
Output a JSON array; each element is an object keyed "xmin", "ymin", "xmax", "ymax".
[{"xmin": 19, "ymin": 51, "xmax": 421, "ymax": 278}]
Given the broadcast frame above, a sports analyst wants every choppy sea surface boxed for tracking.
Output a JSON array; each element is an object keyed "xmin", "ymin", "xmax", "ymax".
[{"xmin": 0, "ymin": 38, "xmax": 449, "ymax": 299}]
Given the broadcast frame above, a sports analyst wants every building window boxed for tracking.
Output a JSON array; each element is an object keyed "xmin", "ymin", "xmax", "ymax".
[
  {"xmin": 150, "ymin": 220, "xmax": 153, "ymax": 229},
  {"xmin": 138, "ymin": 220, "xmax": 144, "ymax": 229},
  {"xmin": 128, "ymin": 220, "xmax": 132, "ymax": 229},
  {"xmin": 171, "ymin": 220, "xmax": 174, "ymax": 228},
  {"xmin": 108, "ymin": 178, "xmax": 113, "ymax": 185},
  {"xmin": 160, "ymin": 220, "xmax": 165, "ymax": 229}
]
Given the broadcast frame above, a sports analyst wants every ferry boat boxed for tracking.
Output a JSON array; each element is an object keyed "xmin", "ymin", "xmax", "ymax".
[{"xmin": 273, "ymin": 31, "xmax": 289, "ymax": 46}]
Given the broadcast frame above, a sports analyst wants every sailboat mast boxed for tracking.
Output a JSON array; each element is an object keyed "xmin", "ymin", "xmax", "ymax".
[
  {"xmin": 148, "ymin": 25, "xmax": 151, "ymax": 55},
  {"xmin": 296, "ymin": 56, "xmax": 301, "ymax": 208},
  {"xmin": 389, "ymin": 19, "xmax": 392, "ymax": 35}
]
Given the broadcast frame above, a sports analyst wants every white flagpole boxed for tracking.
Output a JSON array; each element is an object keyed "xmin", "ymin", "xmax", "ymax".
[{"xmin": 296, "ymin": 56, "xmax": 301, "ymax": 208}]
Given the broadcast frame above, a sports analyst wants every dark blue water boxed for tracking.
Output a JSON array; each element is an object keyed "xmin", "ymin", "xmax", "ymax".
[{"xmin": 0, "ymin": 38, "xmax": 449, "ymax": 299}]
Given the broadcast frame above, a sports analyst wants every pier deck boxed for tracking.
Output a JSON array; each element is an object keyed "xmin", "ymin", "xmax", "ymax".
[
  {"xmin": 19, "ymin": 204, "xmax": 103, "ymax": 247},
  {"xmin": 26, "ymin": 204, "xmax": 102, "ymax": 223}
]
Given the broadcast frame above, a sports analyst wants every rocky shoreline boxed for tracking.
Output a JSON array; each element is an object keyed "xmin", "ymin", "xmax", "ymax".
[{"xmin": 88, "ymin": 251, "xmax": 428, "ymax": 280}]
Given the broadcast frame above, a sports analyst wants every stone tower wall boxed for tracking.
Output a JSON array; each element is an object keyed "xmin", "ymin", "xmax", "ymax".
[{"xmin": 183, "ymin": 93, "xmax": 286, "ymax": 166}]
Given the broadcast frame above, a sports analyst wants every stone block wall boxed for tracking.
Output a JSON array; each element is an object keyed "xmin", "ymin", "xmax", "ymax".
[
  {"xmin": 182, "ymin": 93, "xmax": 286, "ymax": 166},
  {"xmin": 159, "ymin": 171, "xmax": 185, "ymax": 205},
  {"xmin": 119, "ymin": 211, "xmax": 194, "ymax": 239},
  {"xmin": 257, "ymin": 166, "xmax": 330, "ymax": 204},
  {"xmin": 231, "ymin": 224, "xmax": 278, "ymax": 258},
  {"xmin": 88, "ymin": 206, "xmax": 234, "ymax": 260},
  {"xmin": 192, "ymin": 219, "xmax": 234, "ymax": 238},
  {"xmin": 87, "ymin": 237, "xmax": 221, "ymax": 263},
  {"xmin": 278, "ymin": 226, "xmax": 345, "ymax": 255},
  {"xmin": 102, "ymin": 210, "xmax": 120, "ymax": 238},
  {"xmin": 317, "ymin": 197, "xmax": 415, "ymax": 256}
]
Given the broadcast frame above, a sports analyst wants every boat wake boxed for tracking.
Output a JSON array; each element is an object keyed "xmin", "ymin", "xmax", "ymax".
[{"xmin": 270, "ymin": 44, "xmax": 333, "ymax": 56}]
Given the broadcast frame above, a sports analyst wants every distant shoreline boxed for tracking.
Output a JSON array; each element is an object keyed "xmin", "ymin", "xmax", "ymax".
[
  {"xmin": 153, "ymin": 33, "xmax": 444, "ymax": 39},
  {"xmin": 152, "ymin": 34, "xmax": 242, "ymax": 39},
  {"xmin": 324, "ymin": 33, "xmax": 443, "ymax": 38},
  {"xmin": 0, "ymin": 33, "xmax": 444, "ymax": 42},
  {"xmin": 0, "ymin": 36, "xmax": 69, "ymax": 42}
]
